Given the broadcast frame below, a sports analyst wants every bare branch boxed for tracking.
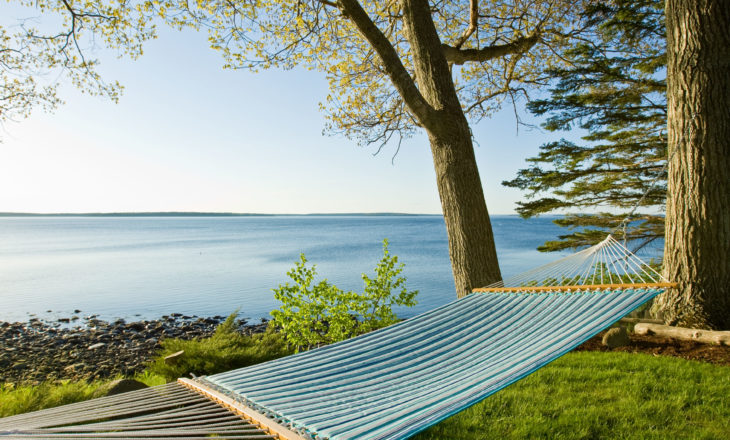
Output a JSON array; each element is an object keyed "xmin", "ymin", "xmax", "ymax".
[
  {"xmin": 443, "ymin": 31, "xmax": 540, "ymax": 65},
  {"xmin": 453, "ymin": 0, "xmax": 478, "ymax": 49}
]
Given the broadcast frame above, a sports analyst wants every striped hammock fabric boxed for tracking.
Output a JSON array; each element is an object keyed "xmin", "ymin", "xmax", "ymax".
[
  {"xmin": 200, "ymin": 286, "xmax": 664, "ymax": 440},
  {"xmin": 0, "ymin": 235, "xmax": 673, "ymax": 439}
]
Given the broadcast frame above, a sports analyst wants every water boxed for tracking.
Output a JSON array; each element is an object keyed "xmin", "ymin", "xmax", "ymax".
[{"xmin": 0, "ymin": 215, "xmax": 570, "ymax": 323}]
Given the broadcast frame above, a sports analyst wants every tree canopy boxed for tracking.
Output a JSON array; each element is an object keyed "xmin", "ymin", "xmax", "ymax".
[
  {"xmin": 141, "ymin": 0, "xmax": 585, "ymax": 148},
  {"xmin": 503, "ymin": 0, "xmax": 666, "ymax": 252},
  {"xmin": 2, "ymin": 1, "xmax": 590, "ymax": 143},
  {"xmin": 0, "ymin": 0, "xmax": 154, "ymax": 126}
]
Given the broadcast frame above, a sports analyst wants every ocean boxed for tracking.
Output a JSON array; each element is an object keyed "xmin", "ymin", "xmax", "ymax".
[{"xmin": 0, "ymin": 215, "xmax": 571, "ymax": 323}]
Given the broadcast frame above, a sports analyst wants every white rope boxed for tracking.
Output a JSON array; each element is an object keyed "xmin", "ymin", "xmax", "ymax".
[{"xmin": 481, "ymin": 235, "xmax": 665, "ymax": 291}]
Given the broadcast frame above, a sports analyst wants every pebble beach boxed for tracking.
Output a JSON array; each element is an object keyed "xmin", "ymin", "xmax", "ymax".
[{"xmin": 0, "ymin": 314, "xmax": 268, "ymax": 384}]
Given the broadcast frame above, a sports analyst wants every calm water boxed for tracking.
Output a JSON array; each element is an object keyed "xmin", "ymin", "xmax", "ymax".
[{"xmin": 0, "ymin": 215, "xmax": 569, "ymax": 323}]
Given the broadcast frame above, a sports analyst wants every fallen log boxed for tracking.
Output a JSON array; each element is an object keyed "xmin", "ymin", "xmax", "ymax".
[
  {"xmin": 634, "ymin": 323, "xmax": 730, "ymax": 346},
  {"xmin": 619, "ymin": 318, "xmax": 664, "ymax": 325}
]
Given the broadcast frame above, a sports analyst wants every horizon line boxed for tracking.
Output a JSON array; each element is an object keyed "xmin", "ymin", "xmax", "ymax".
[{"xmin": 0, "ymin": 211, "xmax": 529, "ymax": 217}]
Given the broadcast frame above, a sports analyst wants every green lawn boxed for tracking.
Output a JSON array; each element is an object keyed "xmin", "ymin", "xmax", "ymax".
[{"xmin": 413, "ymin": 352, "xmax": 730, "ymax": 440}]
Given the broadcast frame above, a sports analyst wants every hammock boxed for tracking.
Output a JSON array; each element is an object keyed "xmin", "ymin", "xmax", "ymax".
[{"xmin": 0, "ymin": 235, "xmax": 674, "ymax": 440}]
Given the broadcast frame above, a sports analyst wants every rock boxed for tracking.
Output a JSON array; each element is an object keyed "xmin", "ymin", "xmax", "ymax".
[
  {"xmin": 64, "ymin": 362, "xmax": 85, "ymax": 372},
  {"xmin": 164, "ymin": 350, "xmax": 185, "ymax": 365},
  {"xmin": 0, "ymin": 314, "xmax": 260, "ymax": 384},
  {"xmin": 93, "ymin": 378, "xmax": 148, "ymax": 397},
  {"xmin": 126, "ymin": 322, "xmax": 145, "ymax": 331},
  {"xmin": 12, "ymin": 362, "xmax": 27, "ymax": 370},
  {"xmin": 602, "ymin": 327, "xmax": 630, "ymax": 348}
]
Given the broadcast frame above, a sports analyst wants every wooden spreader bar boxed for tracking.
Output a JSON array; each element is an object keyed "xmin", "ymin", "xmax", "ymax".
[
  {"xmin": 473, "ymin": 282, "xmax": 678, "ymax": 293},
  {"xmin": 178, "ymin": 377, "xmax": 306, "ymax": 440}
]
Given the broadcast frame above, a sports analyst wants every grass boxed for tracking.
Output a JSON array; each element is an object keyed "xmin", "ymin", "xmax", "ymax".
[
  {"xmin": 0, "ymin": 372, "xmax": 166, "ymax": 418},
  {"xmin": 2, "ymin": 318, "xmax": 728, "ymax": 439},
  {"xmin": 146, "ymin": 313, "xmax": 294, "ymax": 381},
  {"xmin": 412, "ymin": 351, "xmax": 730, "ymax": 440}
]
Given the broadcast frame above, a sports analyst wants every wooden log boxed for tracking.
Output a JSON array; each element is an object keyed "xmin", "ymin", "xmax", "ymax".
[
  {"xmin": 634, "ymin": 323, "xmax": 730, "ymax": 346},
  {"xmin": 619, "ymin": 318, "xmax": 664, "ymax": 325}
]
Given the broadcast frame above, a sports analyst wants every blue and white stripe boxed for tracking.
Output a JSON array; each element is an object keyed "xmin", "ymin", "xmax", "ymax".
[{"xmin": 203, "ymin": 288, "xmax": 663, "ymax": 440}]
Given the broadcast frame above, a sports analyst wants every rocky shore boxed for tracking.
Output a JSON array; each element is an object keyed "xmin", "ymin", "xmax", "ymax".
[{"xmin": 0, "ymin": 314, "xmax": 268, "ymax": 385}]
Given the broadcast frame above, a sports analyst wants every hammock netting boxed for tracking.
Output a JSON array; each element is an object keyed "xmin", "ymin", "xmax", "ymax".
[{"xmin": 0, "ymin": 235, "xmax": 673, "ymax": 440}]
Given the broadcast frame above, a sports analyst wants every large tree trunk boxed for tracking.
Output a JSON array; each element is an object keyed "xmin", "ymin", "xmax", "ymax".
[
  {"xmin": 427, "ymin": 124, "xmax": 502, "ymax": 297},
  {"xmin": 401, "ymin": 0, "xmax": 502, "ymax": 296},
  {"xmin": 652, "ymin": 0, "xmax": 730, "ymax": 329}
]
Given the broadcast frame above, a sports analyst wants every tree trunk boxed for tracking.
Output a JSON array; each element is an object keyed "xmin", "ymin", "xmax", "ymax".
[
  {"xmin": 652, "ymin": 0, "xmax": 730, "ymax": 329},
  {"xmin": 428, "ymin": 119, "xmax": 502, "ymax": 297},
  {"xmin": 401, "ymin": 0, "xmax": 502, "ymax": 297}
]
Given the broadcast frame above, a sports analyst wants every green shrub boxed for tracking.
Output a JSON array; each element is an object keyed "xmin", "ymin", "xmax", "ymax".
[
  {"xmin": 146, "ymin": 313, "xmax": 293, "ymax": 381},
  {"xmin": 271, "ymin": 239, "xmax": 418, "ymax": 351}
]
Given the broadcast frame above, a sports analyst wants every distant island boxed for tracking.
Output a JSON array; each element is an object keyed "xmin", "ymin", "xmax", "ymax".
[{"xmin": 0, "ymin": 212, "xmax": 440, "ymax": 217}]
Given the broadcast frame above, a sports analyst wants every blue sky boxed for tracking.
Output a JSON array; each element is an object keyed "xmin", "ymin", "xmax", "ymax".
[{"xmin": 0, "ymin": 21, "xmax": 575, "ymax": 215}]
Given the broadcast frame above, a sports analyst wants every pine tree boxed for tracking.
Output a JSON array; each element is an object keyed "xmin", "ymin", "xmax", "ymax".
[
  {"xmin": 503, "ymin": 0, "xmax": 666, "ymax": 252},
  {"xmin": 652, "ymin": 0, "xmax": 730, "ymax": 330}
]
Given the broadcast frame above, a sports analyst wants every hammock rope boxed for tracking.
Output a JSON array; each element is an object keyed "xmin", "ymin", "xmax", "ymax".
[{"xmin": 0, "ymin": 235, "xmax": 675, "ymax": 440}]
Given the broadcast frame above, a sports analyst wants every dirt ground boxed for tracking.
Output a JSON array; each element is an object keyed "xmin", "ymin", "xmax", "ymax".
[{"xmin": 576, "ymin": 330, "xmax": 730, "ymax": 366}]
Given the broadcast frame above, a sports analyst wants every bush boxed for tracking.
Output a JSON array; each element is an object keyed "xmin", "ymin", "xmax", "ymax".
[
  {"xmin": 271, "ymin": 239, "xmax": 418, "ymax": 351},
  {"xmin": 146, "ymin": 313, "xmax": 293, "ymax": 381}
]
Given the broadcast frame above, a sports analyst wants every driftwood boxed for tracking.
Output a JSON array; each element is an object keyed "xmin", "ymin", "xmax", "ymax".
[
  {"xmin": 619, "ymin": 318, "xmax": 664, "ymax": 325},
  {"xmin": 634, "ymin": 323, "xmax": 730, "ymax": 346}
]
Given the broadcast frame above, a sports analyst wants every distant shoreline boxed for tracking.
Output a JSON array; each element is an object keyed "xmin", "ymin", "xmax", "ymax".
[{"xmin": 0, "ymin": 212, "xmax": 448, "ymax": 217}]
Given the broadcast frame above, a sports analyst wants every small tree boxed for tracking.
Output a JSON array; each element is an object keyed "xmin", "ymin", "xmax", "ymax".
[{"xmin": 271, "ymin": 239, "xmax": 417, "ymax": 351}]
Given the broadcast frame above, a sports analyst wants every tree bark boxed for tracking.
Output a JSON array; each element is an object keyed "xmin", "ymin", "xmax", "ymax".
[
  {"xmin": 652, "ymin": 0, "xmax": 730, "ymax": 329},
  {"xmin": 427, "ymin": 123, "xmax": 502, "ymax": 296},
  {"xmin": 401, "ymin": 0, "xmax": 502, "ymax": 296}
]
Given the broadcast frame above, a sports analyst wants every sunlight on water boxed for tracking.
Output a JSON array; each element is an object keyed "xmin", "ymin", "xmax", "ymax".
[{"xmin": 0, "ymin": 215, "xmax": 572, "ymax": 322}]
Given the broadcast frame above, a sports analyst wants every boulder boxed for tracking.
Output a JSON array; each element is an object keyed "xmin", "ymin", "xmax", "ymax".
[{"xmin": 93, "ymin": 379, "xmax": 148, "ymax": 397}]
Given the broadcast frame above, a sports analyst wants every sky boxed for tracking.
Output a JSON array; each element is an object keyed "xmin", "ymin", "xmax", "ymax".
[{"xmin": 0, "ymin": 12, "xmax": 579, "ymax": 215}]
